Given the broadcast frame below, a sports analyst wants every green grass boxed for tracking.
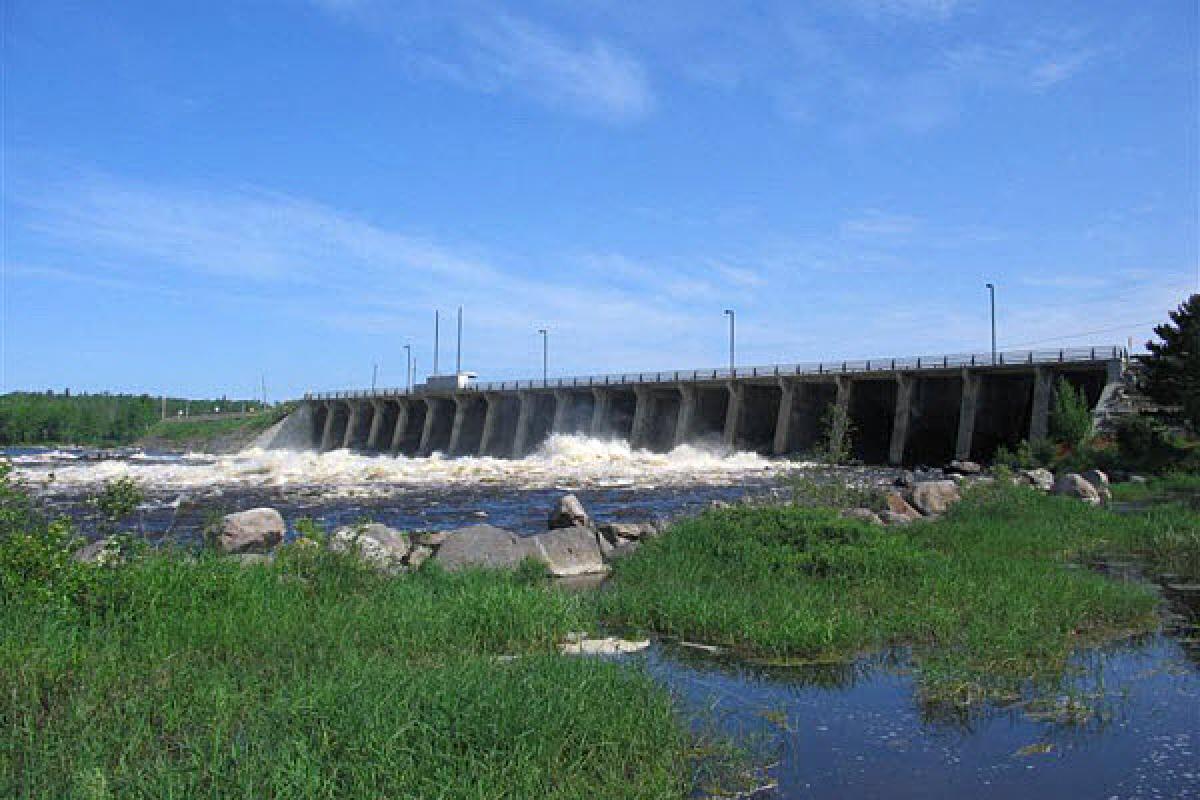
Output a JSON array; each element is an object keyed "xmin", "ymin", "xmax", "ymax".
[
  {"xmin": 599, "ymin": 481, "xmax": 1199, "ymax": 698},
  {"xmin": 141, "ymin": 410, "xmax": 281, "ymax": 445},
  {"xmin": 1, "ymin": 549, "xmax": 690, "ymax": 799}
]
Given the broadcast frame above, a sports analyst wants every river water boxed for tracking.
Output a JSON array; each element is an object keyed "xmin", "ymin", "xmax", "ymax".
[{"xmin": 7, "ymin": 438, "xmax": 1199, "ymax": 798}]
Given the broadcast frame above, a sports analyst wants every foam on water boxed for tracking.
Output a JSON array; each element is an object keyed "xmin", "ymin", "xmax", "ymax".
[{"xmin": 22, "ymin": 434, "xmax": 793, "ymax": 495}]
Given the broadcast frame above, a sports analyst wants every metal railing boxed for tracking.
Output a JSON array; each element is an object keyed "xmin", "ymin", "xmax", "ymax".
[{"xmin": 305, "ymin": 344, "xmax": 1125, "ymax": 401}]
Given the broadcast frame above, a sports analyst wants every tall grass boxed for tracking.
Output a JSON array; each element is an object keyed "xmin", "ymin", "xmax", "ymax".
[
  {"xmin": 599, "ymin": 482, "xmax": 1196, "ymax": 697},
  {"xmin": 1, "ymin": 549, "xmax": 689, "ymax": 799}
]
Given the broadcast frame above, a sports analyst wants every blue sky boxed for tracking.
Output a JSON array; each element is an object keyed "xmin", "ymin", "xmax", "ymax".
[{"xmin": 2, "ymin": 0, "xmax": 1196, "ymax": 399}]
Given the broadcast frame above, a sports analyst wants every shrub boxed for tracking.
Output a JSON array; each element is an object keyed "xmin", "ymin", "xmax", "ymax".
[{"xmin": 1049, "ymin": 378, "xmax": 1093, "ymax": 448}]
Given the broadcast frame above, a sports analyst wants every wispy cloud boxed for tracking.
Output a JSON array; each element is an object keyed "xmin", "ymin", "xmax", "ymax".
[
  {"xmin": 311, "ymin": 1, "xmax": 653, "ymax": 122},
  {"xmin": 845, "ymin": 0, "xmax": 964, "ymax": 22},
  {"xmin": 841, "ymin": 211, "xmax": 921, "ymax": 237}
]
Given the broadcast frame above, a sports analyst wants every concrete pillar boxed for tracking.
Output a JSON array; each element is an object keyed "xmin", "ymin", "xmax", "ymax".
[
  {"xmin": 888, "ymin": 374, "xmax": 915, "ymax": 466},
  {"xmin": 590, "ymin": 389, "xmax": 612, "ymax": 437},
  {"xmin": 447, "ymin": 395, "xmax": 469, "ymax": 455},
  {"xmin": 829, "ymin": 377, "xmax": 852, "ymax": 458},
  {"xmin": 365, "ymin": 401, "xmax": 387, "ymax": 451},
  {"xmin": 675, "ymin": 385, "xmax": 696, "ymax": 448},
  {"xmin": 478, "ymin": 395, "xmax": 499, "ymax": 456},
  {"xmin": 389, "ymin": 401, "xmax": 410, "ymax": 453},
  {"xmin": 955, "ymin": 371, "xmax": 981, "ymax": 460},
  {"xmin": 341, "ymin": 402, "xmax": 362, "ymax": 449},
  {"xmin": 723, "ymin": 382, "xmax": 744, "ymax": 450},
  {"xmin": 773, "ymin": 378, "xmax": 796, "ymax": 456},
  {"xmin": 1030, "ymin": 367, "xmax": 1054, "ymax": 442},
  {"xmin": 552, "ymin": 391, "xmax": 571, "ymax": 433},
  {"xmin": 319, "ymin": 402, "xmax": 339, "ymax": 452},
  {"xmin": 418, "ymin": 399, "xmax": 439, "ymax": 456},
  {"xmin": 630, "ymin": 388, "xmax": 653, "ymax": 449},
  {"xmin": 513, "ymin": 393, "xmax": 535, "ymax": 457}
]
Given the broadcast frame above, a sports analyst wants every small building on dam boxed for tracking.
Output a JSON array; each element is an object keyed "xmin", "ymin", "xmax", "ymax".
[{"xmin": 283, "ymin": 346, "xmax": 1125, "ymax": 466}]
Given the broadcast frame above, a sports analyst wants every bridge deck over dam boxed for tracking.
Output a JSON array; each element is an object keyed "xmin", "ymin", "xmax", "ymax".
[{"xmin": 294, "ymin": 345, "xmax": 1125, "ymax": 466}]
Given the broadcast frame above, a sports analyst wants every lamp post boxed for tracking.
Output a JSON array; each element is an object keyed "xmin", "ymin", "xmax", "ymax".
[
  {"xmin": 723, "ymin": 309, "xmax": 736, "ymax": 375},
  {"xmin": 985, "ymin": 283, "xmax": 997, "ymax": 364},
  {"xmin": 404, "ymin": 345, "xmax": 412, "ymax": 392},
  {"xmin": 538, "ymin": 328, "xmax": 548, "ymax": 384},
  {"xmin": 371, "ymin": 363, "xmax": 378, "ymax": 391}
]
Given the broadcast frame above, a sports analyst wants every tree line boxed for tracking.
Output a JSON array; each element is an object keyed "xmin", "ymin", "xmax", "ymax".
[{"xmin": 0, "ymin": 392, "xmax": 265, "ymax": 446}]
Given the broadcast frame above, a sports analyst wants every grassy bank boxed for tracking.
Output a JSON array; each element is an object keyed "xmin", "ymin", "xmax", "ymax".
[
  {"xmin": 138, "ymin": 409, "xmax": 284, "ymax": 452},
  {"xmin": 1, "ymin": 546, "xmax": 690, "ymax": 799},
  {"xmin": 599, "ymin": 481, "xmax": 1198, "ymax": 698}
]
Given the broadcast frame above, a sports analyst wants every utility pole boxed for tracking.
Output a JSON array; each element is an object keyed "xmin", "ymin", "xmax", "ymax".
[
  {"xmin": 985, "ymin": 283, "xmax": 997, "ymax": 365},
  {"xmin": 371, "ymin": 363, "xmax": 378, "ymax": 391},
  {"xmin": 433, "ymin": 311, "xmax": 440, "ymax": 376},
  {"xmin": 723, "ymin": 309, "xmax": 736, "ymax": 375},
  {"xmin": 161, "ymin": 394, "xmax": 166, "ymax": 421},
  {"xmin": 456, "ymin": 306, "xmax": 463, "ymax": 374},
  {"xmin": 404, "ymin": 344, "xmax": 412, "ymax": 392},
  {"xmin": 260, "ymin": 374, "xmax": 267, "ymax": 405},
  {"xmin": 538, "ymin": 328, "xmax": 548, "ymax": 384}
]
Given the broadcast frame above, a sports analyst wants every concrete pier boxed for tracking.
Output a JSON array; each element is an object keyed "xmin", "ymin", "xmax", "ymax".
[{"xmin": 299, "ymin": 346, "xmax": 1125, "ymax": 466}]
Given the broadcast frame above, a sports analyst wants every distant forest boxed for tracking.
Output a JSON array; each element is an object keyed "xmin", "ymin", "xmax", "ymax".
[{"xmin": 0, "ymin": 392, "xmax": 265, "ymax": 446}]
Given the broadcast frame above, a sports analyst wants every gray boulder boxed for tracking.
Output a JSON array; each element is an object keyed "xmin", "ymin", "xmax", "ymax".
[
  {"xmin": 596, "ymin": 521, "xmax": 658, "ymax": 544},
  {"xmin": 406, "ymin": 544, "xmax": 434, "ymax": 570},
  {"xmin": 434, "ymin": 524, "xmax": 527, "ymax": 572},
  {"xmin": 1081, "ymin": 469, "xmax": 1112, "ymax": 503},
  {"xmin": 1052, "ymin": 473, "xmax": 1102, "ymax": 506},
  {"xmin": 523, "ymin": 526, "xmax": 607, "ymax": 577},
  {"xmin": 412, "ymin": 530, "xmax": 449, "ymax": 547},
  {"xmin": 884, "ymin": 492, "xmax": 922, "ymax": 522},
  {"xmin": 219, "ymin": 508, "xmax": 285, "ymax": 554},
  {"xmin": 879, "ymin": 510, "xmax": 916, "ymax": 526},
  {"xmin": 549, "ymin": 494, "xmax": 591, "ymax": 529},
  {"xmin": 946, "ymin": 459, "xmax": 983, "ymax": 476},
  {"xmin": 909, "ymin": 480, "xmax": 961, "ymax": 516},
  {"xmin": 1019, "ymin": 468, "xmax": 1055, "ymax": 492},
  {"xmin": 72, "ymin": 537, "xmax": 118, "ymax": 565},
  {"xmin": 330, "ymin": 523, "xmax": 411, "ymax": 573}
]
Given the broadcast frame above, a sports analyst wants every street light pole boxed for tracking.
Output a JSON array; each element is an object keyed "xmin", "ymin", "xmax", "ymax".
[
  {"xmin": 985, "ymin": 283, "xmax": 997, "ymax": 364},
  {"xmin": 371, "ymin": 363, "xmax": 378, "ymax": 391},
  {"xmin": 723, "ymin": 309, "xmax": 736, "ymax": 375},
  {"xmin": 404, "ymin": 345, "xmax": 412, "ymax": 392},
  {"xmin": 538, "ymin": 328, "xmax": 548, "ymax": 384}
]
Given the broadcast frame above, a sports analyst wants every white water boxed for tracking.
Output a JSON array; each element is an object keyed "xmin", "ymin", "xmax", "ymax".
[{"xmin": 17, "ymin": 434, "xmax": 802, "ymax": 496}]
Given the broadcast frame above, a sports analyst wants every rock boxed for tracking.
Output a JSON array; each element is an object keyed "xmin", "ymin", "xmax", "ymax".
[
  {"xmin": 72, "ymin": 537, "xmax": 118, "ymax": 565},
  {"xmin": 842, "ymin": 508, "xmax": 883, "ymax": 526},
  {"xmin": 946, "ymin": 459, "xmax": 983, "ymax": 476},
  {"xmin": 908, "ymin": 481, "xmax": 961, "ymax": 516},
  {"xmin": 894, "ymin": 470, "xmax": 916, "ymax": 488},
  {"xmin": 1081, "ymin": 469, "xmax": 1112, "ymax": 503},
  {"xmin": 523, "ymin": 526, "xmax": 607, "ymax": 577},
  {"xmin": 412, "ymin": 530, "xmax": 448, "ymax": 547},
  {"xmin": 549, "ymin": 494, "xmax": 591, "ymax": 529},
  {"xmin": 330, "ymin": 523, "xmax": 411, "ymax": 573},
  {"xmin": 406, "ymin": 544, "xmax": 434, "ymax": 570},
  {"xmin": 595, "ymin": 532, "xmax": 615, "ymax": 559},
  {"xmin": 879, "ymin": 510, "xmax": 916, "ymax": 526},
  {"xmin": 596, "ymin": 521, "xmax": 658, "ymax": 544},
  {"xmin": 234, "ymin": 553, "xmax": 274, "ymax": 567},
  {"xmin": 608, "ymin": 539, "xmax": 641, "ymax": 560},
  {"xmin": 219, "ymin": 508, "xmax": 285, "ymax": 554},
  {"xmin": 1051, "ymin": 473, "xmax": 1101, "ymax": 506},
  {"xmin": 1018, "ymin": 468, "xmax": 1055, "ymax": 492},
  {"xmin": 559, "ymin": 636, "xmax": 650, "ymax": 656},
  {"xmin": 884, "ymin": 492, "xmax": 922, "ymax": 521},
  {"xmin": 434, "ymin": 524, "xmax": 527, "ymax": 572}
]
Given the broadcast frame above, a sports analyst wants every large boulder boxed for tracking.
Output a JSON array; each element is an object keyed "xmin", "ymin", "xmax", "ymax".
[
  {"xmin": 1052, "ymin": 473, "xmax": 1102, "ymax": 506},
  {"xmin": 1081, "ymin": 469, "xmax": 1112, "ymax": 504},
  {"xmin": 1019, "ymin": 468, "xmax": 1055, "ymax": 492},
  {"xmin": 946, "ymin": 459, "xmax": 983, "ymax": 476},
  {"xmin": 219, "ymin": 508, "xmax": 285, "ymax": 554},
  {"xmin": 596, "ymin": 521, "xmax": 658, "ymax": 544},
  {"xmin": 548, "ymin": 494, "xmax": 591, "ymax": 530},
  {"xmin": 523, "ymin": 526, "xmax": 607, "ymax": 577},
  {"xmin": 434, "ymin": 524, "xmax": 527, "ymax": 572},
  {"xmin": 330, "ymin": 523, "xmax": 411, "ymax": 573},
  {"xmin": 884, "ymin": 492, "xmax": 922, "ymax": 522},
  {"xmin": 908, "ymin": 481, "xmax": 961, "ymax": 516}
]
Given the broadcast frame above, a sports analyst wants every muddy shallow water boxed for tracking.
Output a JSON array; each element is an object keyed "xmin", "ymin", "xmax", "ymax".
[{"xmin": 8, "ymin": 440, "xmax": 1199, "ymax": 798}]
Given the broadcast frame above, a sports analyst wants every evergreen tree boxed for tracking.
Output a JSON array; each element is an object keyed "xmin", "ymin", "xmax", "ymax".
[{"xmin": 1141, "ymin": 294, "xmax": 1200, "ymax": 429}]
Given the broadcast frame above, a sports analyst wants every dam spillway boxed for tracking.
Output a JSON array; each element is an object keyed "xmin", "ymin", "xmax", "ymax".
[{"xmin": 292, "ymin": 346, "xmax": 1126, "ymax": 466}]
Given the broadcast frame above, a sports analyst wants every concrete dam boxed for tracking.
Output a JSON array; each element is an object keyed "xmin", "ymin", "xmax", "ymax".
[{"xmin": 291, "ymin": 346, "xmax": 1125, "ymax": 466}]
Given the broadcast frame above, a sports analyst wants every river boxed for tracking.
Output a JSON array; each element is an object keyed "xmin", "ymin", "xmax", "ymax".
[{"xmin": 7, "ymin": 438, "xmax": 1198, "ymax": 799}]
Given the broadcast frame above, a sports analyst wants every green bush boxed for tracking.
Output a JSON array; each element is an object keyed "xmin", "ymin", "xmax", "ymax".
[{"xmin": 1049, "ymin": 378, "xmax": 1093, "ymax": 448}]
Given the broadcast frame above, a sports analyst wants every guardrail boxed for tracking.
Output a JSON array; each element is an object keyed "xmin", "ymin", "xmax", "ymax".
[{"xmin": 305, "ymin": 345, "xmax": 1126, "ymax": 401}]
